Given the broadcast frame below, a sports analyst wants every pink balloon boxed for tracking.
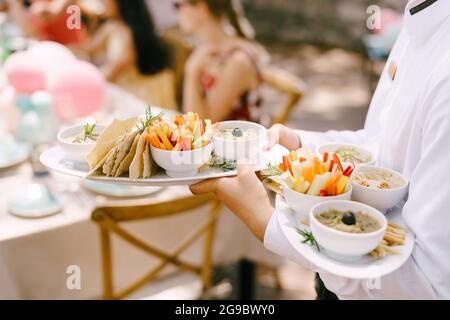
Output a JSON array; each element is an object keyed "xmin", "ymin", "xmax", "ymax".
[
  {"xmin": 28, "ymin": 41, "xmax": 77, "ymax": 83},
  {"xmin": 48, "ymin": 61, "xmax": 105, "ymax": 117},
  {"xmin": 28, "ymin": 41, "xmax": 76, "ymax": 64},
  {"xmin": 373, "ymin": 9, "xmax": 402, "ymax": 35},
  {"xmin": 4, "ymin": 51, "xmax": 47, "ymax": 94}
]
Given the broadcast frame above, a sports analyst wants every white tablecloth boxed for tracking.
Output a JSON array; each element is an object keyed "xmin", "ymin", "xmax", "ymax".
[{"xmin": 0, "ymin": 84, "xmax": 281, "ymax": 300}]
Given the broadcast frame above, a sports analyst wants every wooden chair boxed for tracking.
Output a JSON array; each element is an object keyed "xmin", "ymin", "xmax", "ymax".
[
  {"xmin": 91, "ymin": 194, "xmax": 221, "ymax": 300},
  {"xmin": 262, "ymin": 66, "xmax": 307, "ymax": 125}
]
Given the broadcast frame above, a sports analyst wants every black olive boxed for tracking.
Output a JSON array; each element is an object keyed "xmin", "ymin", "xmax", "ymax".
[
  {"xmin": 232, "ymin": 128, "xmax": 243, "ymax": 137},
  {"xmin": 342, "ymin": 211, "xmax": 356, "ymax": 225}
]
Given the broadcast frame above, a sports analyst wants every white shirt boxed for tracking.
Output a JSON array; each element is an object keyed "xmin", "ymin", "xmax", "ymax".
[{"xmin": 264, "ymin": 0, "xmax": 450, "ymax": 299}]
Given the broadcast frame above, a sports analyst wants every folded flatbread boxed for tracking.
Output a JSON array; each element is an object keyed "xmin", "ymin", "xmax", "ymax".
[
  {"xmin": 102, "ymin": 134, "xmax": 126, "ymax": 176},
  {"xmin": 87, "ymin": 117, "xmax": 138, "ymax": 169},
  {"xmin": 142, "ymin": 141, "xmax": 154, "ymax": 178},
  {"xmin": 114, "ymin": 133, "xmax": 140, "ymax": 177},
  {"xmin": 110, "ymin": 130, "xmax": 139, "ymax": 177},
  {"xmin": 129, "ymin": 132, "xmax": 148, "ymax": 179}
]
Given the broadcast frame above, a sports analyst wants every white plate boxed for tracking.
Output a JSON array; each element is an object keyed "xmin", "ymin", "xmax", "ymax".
[
  {"xmin": 82, "ymin": 180, "xmax": 163, "ymax": 197},
  {"xmin": 0, "ymin": 135, "xmax": 30, "ymax": 169},
  {"xmin": 40, "ymin": 145, "xmax": 287, "ymax": 186},
  {"xmin": 275, "ymin": 195, "xmax": 414, "ymax": 279},
  {"xmin": 7, "ymin": 185, "xmax": 63, "ymax": 219}
]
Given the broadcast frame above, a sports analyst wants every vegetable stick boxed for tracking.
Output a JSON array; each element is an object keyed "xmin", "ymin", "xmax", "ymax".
[
  {"xmin": 153, "ymin": 127, "xmax": 173, "ymax": 150},
  {"xmin": 147, "ymin": 132, "xmax": 163, "ymax": 149},
  {"xmin": 332, "ymin": 153, "xmax": 344, "ymax": 172}
]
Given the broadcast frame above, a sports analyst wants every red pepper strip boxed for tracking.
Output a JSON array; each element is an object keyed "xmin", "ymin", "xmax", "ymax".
[
  {"xmin": 343, "ymin": 165, "xmax": 352, "ymax": 176},
  {"xmin": 319, "ymin": 190, "xmax": 328, "ymax": 197},
  {"xmin": 282, "ymin": 155, "xmax": 292, "ymax": 175},
  {"xmin": 333, "ymin": 153, "xmax": 344, "ymax": 172},
  {"xmin": 329, "ymin": 160, "xmax": 335, "ymax": 172},
  {"xmin": 346, "ymin": 168, "xmax": 354, "ymax": 176},
  {"xmin": 322, "ymin": 152, "xmax": 329, "ymax": 163}
]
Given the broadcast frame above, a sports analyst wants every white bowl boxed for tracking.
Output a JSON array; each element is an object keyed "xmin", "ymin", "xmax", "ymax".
[
  {"xmin": 150, "ymin": 142, "xmax": 213, "ymax": 178},
  {"xmin": 57, "ymin": 124, "xmax": 106, "ymax": 165},
  {"xmin": 316, "ymin": 143, "xmax": 375, "ymax": 165},
  {"xmin": 213, "ymin": 121, "xmax": 267, "ymax": 162},
  {"xmin": 283, "ymin": 185, "xmax": 352, "ymax": 222},
  {"xmin": 310, "ymin": 200, "xmax": 387, "ymax": 262},
  {"xmin": 352, "ymin": 165, "xmax": 409, "ymax": 212}
]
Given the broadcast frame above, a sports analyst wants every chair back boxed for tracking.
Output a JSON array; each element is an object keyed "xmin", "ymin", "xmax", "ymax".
[
  {"xmin": 91, "ymin": 194, "xmax": 221, "ymax": 299},
  {"xmin": 262, "ymin": 66, "xmax": 306, "ymax": 125}
]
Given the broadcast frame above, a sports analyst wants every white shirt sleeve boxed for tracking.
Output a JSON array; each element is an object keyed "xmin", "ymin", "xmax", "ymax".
[
  {"xmin": 265, "ymin": 76, "xmax": 450, "ymax": 299},
  {"xmin": 296, "ymin": 129, "xmax": 367, "ymax": 150}
]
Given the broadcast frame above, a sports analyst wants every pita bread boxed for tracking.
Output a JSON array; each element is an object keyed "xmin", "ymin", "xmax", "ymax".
[
  {"xmin": 142, "ymin": 142, "xmax": 154, "ymax": 178},
  {"xmin": 102, "ymin": 142, "xmax": 121, "ymax": 176},
  {"xmin": 88, "ymin": 145, "xmax": 117, "ymax": 176},
  {"xmin": 111, "ymin": 130, "xmax": 139, "ymax": 177},
  {"xmin": 114, "ymin": 133, "xmax": 140, "ymax": 177},
  {"xmin": 129, "ymin": 133, "xmax": 148, "ymax": 179},
  {"xmin": 87, "ymin": 117, "xmax": 138, "ymax": 169}
]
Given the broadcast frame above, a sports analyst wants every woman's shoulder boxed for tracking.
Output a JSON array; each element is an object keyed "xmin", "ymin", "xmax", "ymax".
[{"xmin": 227, "ymin": 39, "xmax": 270, "ymax": 67}]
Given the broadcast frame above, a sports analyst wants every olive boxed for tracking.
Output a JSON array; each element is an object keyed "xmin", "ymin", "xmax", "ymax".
[
  {"xmin": 342, "ymin": 211, "xmax": 356, "ymax": 225},
  {"xmin": 232, "ymin": 128, "xmax": 243, "ymax": 137}
]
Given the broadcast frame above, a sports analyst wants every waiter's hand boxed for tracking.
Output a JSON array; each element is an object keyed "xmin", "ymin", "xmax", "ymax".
[
  {"xmin": 266, "ymin": 124, "xmax": 301, "ymax": 151},
  {"xmin": 190, "ymin": 161, "xmax": 274, "ymax": 241}
]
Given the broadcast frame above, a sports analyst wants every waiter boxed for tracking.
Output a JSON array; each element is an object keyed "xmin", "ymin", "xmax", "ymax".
[{"xmin": 191, "ymin": 0, "xmax": 450, "ymax": 299}]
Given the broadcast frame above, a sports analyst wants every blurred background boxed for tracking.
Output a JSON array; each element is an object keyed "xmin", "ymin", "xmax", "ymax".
[{"xmin": 0, "ymin": 0, "xmax": 404, "ymax": 300}]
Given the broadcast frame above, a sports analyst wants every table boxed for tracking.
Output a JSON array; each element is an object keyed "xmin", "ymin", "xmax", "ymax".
[{"xmin": 0, "ymin": 84, "xmax": 281, "ymax": 299}]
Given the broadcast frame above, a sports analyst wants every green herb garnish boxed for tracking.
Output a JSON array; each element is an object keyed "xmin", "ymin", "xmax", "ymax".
[
  {"xmin": 260, "ymin": 162, "xmax": 283, "ymax": 181},
  {"xmin": 208, "ymin": 152, "xmax": 236, "ymax": 172},
  {"xmin": 296, "ymin": 227, "xmax": 321, "ymax": 252},
  {"xmin": 83, "ymin": 122, "xmax": 96, "ymax": 140},
  {"xmin": 137, "ymin": 106, "xmax": 164, "ymax": 133},
  {"xmin": 72, "ymin": 122, "xmax": 98, "ymax": 143}
]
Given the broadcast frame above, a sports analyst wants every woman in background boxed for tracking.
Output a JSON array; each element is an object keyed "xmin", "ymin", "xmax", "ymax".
[
  {"xmin": 176, "ymin": 0, "xmax": 268, "ymax": 123},
  {"xmin": 82, "ymin": 0, "xmax": 176, "ymax": 109},
  {"xmin": 7, "ymin": 0, "xmax": 85, "ymax": 45}
]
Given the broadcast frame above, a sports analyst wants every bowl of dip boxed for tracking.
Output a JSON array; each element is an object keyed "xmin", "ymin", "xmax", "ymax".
[
  {"xmin": 213, "ymin": 120, "xmax": 267, "ymax": 162},
  {"xmin": 57, "ymin": 123, "xmax": 106, "ymax": 165},
  {"xmin": 352, "ymin": 165, "xmax": 408, "ymax": 212},
  {"xmin": 310, "ymin": 200, "xmax": 387, "ymax": 262},
  {"xmin": 316, "ymin": 143, "xmax": 375, "ymax": 165}
]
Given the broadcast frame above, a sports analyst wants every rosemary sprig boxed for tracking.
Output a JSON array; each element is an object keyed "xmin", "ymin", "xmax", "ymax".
[
  {"xmin": 83, "ymin": 122, "xmax": 96, "ymax": 141},
  {"xmin": 137, "ymin": 106, "xmax": 164, "ymax": 133},
  {"xmin": 260, "ymin": 162, "xmax": 283, "ymax": 181},
  {"xmin": 208, "ymin": 152, "xmax": 236, "ymax": 172},
  {"xmin": 296, "ymin": 227, "xmax": 321, "ymax": 252}
]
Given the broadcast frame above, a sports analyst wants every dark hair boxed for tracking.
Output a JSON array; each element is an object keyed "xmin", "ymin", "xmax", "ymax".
[
  {"xmin": 115, "ymin": 0, "xmax": 170, "ymax": 75},
  {"xmin": 195, "ymin": 0, "xmax": 255, "ymax": 39}
]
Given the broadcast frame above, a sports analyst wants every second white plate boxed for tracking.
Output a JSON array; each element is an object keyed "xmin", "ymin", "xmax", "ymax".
[{"xmin": 275, "ymin": 195, "xmax": 414, "ymax": 280}]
